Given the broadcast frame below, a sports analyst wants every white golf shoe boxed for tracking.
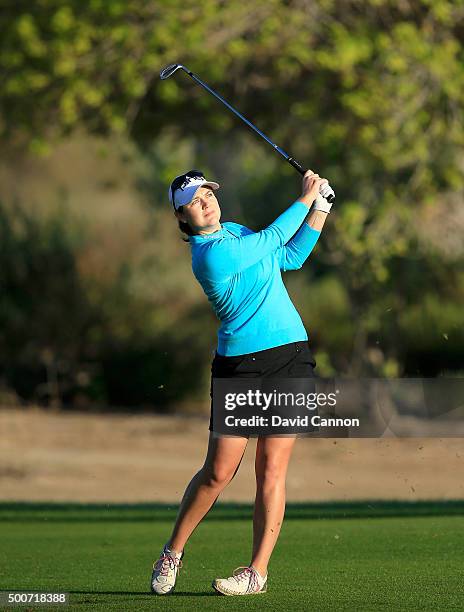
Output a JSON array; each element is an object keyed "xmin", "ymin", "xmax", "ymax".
[
  {"xmin": 150, "ymin": 544, "xmax": 183, "ymax": 595},
  {"xmin": 212, "ymin": 565, "xmax": 267, "ymax": 596}
]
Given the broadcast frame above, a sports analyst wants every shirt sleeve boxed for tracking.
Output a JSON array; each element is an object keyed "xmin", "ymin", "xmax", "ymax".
[
  {"xmin": 276, "ymin": 222, "xmax": 321, "ymax": 272},
  {"xmin": 199, "ymin": 201, "xmax": 309, "ymax": 281}
]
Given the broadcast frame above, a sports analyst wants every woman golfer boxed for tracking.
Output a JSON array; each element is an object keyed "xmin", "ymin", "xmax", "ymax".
[{"xmin": 151, "ymin": 168, "xmax": 332, "ymax": 596}]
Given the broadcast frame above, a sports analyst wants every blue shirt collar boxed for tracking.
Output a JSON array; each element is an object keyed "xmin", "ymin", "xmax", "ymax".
[{"xmin": 189, "ymin": 224, "xmax": 226, "ymax": 243}]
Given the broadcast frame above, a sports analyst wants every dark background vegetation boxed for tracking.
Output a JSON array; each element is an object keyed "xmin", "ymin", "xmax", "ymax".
[{"xmin": 0, "ymin": 0, "xmax": 463, "ymax": 411}]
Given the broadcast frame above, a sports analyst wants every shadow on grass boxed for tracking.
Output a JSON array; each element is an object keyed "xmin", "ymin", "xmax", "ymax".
[
  {"xmin": 0, "ymin": 589, "xmax": 216, "ymax": 597},
  {"xmin": 69, "ymin": 590, "xmax": 216, "ymax": 597},
  {"xmin": 1, "ymin": 500, "xmax": 464, "ymax": 522}
]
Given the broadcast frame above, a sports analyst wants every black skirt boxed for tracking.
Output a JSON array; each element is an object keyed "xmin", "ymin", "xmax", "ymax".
[{"xmin": 209, "ymin": 340, "xmax": 316, "ymax": 432}]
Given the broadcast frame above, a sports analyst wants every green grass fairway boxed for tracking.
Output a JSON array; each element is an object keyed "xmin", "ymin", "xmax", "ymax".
[{"xmin": 1, "ymin": 501, "xmax": 463, "ymax": 611}]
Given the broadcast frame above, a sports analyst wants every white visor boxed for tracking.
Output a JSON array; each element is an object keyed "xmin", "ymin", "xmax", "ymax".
[{"xmin": 169, "ymin": 175, "xmax": 220, "ymax": 210}]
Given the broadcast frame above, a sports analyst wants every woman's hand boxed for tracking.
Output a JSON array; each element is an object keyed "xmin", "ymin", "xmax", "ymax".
[{"xmin": 299, "ymin": 170, "xmax": 329, "ymax": 207}]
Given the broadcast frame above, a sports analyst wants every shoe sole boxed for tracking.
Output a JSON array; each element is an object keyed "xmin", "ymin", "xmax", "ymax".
[
  {"xmin": 150, "ymin": 580, "xmax": 178, "ymax": 596},
  {"xmin": 150, "ymin": 573, "xmax": 178, "ymax": 596},
  {"xmin": 212, "ymin": 580, "xmax": 267, "ymax": 596}
]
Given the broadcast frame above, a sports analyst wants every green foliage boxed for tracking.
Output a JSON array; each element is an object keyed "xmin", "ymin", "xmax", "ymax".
[
  {"xmin": 0, "ymin": 200, "xmax": 92, "ymax": 404},
  {"xmin": 0, "ymin": 1, "xmax": 463, "ymax": 407},
  {"xmin": 0, "ymin": 197, "xmax": 216, "ymax": 408}
]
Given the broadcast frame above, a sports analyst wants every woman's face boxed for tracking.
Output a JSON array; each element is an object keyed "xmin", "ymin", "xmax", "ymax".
[{"xmin": 175, "ymin": 186, "xmax": 222, "ymax": 234}]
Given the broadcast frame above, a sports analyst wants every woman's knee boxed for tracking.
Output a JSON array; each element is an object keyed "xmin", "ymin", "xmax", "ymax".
[
  {"xmin": 201, "ymin": 463, "xmax": 237, "ymax": 489},
  {"xmin": 255, "ymin": 438, "xmax": 295, "ymax": 487},
  {"xmin": 255, "ymin": 461, "xmax": 287, "ymax": 487}
]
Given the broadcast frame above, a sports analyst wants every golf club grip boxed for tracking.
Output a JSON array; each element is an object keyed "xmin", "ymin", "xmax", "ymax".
[
  {"xmin": 288, "ymin": 158, "xmax": 335, "ymax": 202},
  {"xmin": 287, "ymin": 158, "xmax": 306, "ymax": 175}
]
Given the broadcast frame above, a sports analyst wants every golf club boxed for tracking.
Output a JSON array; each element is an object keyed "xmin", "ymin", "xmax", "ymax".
[{"xmin": 160, "ymin": 63, "xmax": 335, "ymax": 202}]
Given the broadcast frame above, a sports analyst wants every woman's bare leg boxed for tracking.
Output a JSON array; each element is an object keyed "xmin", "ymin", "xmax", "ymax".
[
  {"xmin": 250, "ymin": 435, "xmax": 297, "ymax": 576},
  {"xmin": 167, "ymin": 433, "xmax": 249, "ymax": 552}
]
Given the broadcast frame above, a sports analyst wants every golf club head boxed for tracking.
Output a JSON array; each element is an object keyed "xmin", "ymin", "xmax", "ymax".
[{"xmin": 159, "ymin": 63, "xmax": 184, "ymax": 80}]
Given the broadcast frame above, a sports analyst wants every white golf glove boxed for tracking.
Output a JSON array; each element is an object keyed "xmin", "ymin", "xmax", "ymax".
[
  {"xmin": 320, "ymin": 183, "xmax": 333, "ymax": 200},
  {"xmin": 313, "ymin": 192, "xmax": 333, "ymax": 214}
]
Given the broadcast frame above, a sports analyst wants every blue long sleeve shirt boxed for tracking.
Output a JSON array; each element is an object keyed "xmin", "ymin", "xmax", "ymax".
[{"xmin": 189, "ymin": 201, "xmax": 321, "ymax": 356}]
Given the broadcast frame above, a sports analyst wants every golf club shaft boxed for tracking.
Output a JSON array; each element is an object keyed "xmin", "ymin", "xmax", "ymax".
[
  {"xmin": 186, "ymin": 69, "xmax": 304, "ymax": 172},
  {"xmin": 161, "ymin": 64, "xmax": 335, "ymax": 201}
]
